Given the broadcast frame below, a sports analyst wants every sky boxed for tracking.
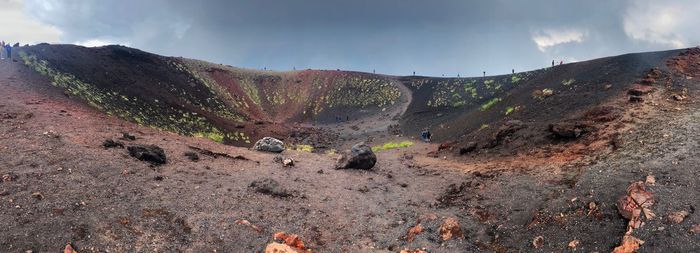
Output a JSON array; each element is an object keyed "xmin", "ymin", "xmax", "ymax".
[{"xmin": 2, "ymin": 0, "xmax": 700, "ymax": 77}]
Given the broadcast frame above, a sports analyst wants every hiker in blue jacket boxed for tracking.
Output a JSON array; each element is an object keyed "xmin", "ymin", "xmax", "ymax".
[
  {"xmin": 420, "ymin": 129, "xmax": 432, "ymax": 142},
  {"xmin": 4, "ymin": 44, "xmax": 11, "ymax": 59}
]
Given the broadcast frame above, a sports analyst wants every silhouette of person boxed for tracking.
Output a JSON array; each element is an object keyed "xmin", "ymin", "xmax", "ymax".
[
  {"xmin": 552, "ymin": 60, "xmax": 555, "ymax": 67},
  {"xmin": 4, "ymin": 43, "xmax": 11, "ymax": 60}
]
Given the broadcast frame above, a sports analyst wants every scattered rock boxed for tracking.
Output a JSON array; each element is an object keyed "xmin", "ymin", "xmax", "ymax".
[
  {"xmin": 628, "ymin": 84, "xmax": 656, "ymax": 96},
  {"xmin": 249, "ymin": 178, "xmax": 293, "ymax": 198},
  {"xmin": 188, "ymin": 146, "xmax": 249, "ymax": 160},
  {"xmin": 690, "ymin": 224, "xmax": 700, "ymax": 234},
  {"xmin": 31, "ymin": 192, "xmax": 44, "ymax": 200},
  {"xmin": 253, "ymin": 137, "xmax": 285, "ymax": 153},
  {"xmin": 272, "ymin": 232, "xmax": 307, "ymax": 252},
  {"xmin": 612, "ymin": 235, "xmax": 644, "ymax": 253},
  {"xmin": 629, "ymin": 96, "xmax": 644, "ymax": 103},
  {"xmin": 357, "ymin": 185, "xmax": 369, "ymax": 193},
  {"xmin": 532, "ymin": 88, "xmax": 555, "ymax": 99},
  {"xmin": 264, "ymin": 242, "xmax": 298, "ymax": 253},
  {"xmin": 406, "ymin": 223, "xmax": 424, "ymax": 242},
  {"xmin": 617, "ymin": 181, "xmax": 655, "ymax": 231},
  {"xmin": 64, "ymin": 243, "xmax": 78, "ymax": 253},
  {"xmin": 568, "ymin": 239, "xmax": 580, "ymax": 249},
  {"xmin": 439, "ymin": 217, "xmax": 463, "ymax": 241},
  {"xmin": 273, "ymin": 156, "xmax": 294, "ymax": 167},
  {"xmin": 102, "ymin": 139, "xmax": 124, "ymax": 149},
  {"xmin": 549, "ymin": 122, "xmax": 593, "ymax": 139},
  {"xmin": 611, "ymin": 133, "xmax": 624, "ymax": 150},
  {"xmin": 459, "ymin": 142, "xmax": 478, "ymax": 155},
  {"xmin": 127, "ymin": 145, "xmax": 167, "ymax": 165},
  {"xmin": 2, "ymin": 173, "xmax": 18, "ymax": 182},
  {"xmin": 120, "ymin": 132, "xmax": 136, "ymax": 141},
  {"xmin": 668, "ymin": 211, "xmax": 689, "ymax": 224},
  {"xmin": 438, "ymin": 141, "xmax": 455, "ymax": 151},
  {"xmin": 645, "ymin": 175, "xmax": 655, "ymax": 185},
  {"xmin": 335, "ymin": 143, "xmax": 377, "ymax": 170},
  {"xmin": 184, "ymin": 151, "xmax": 199, "ymax": 162},
  {"xmin": 235, "ymin": 219, "xmax": 263, "ymax": 233},
  {"xmin": 400, "ymin": 249, "xmax": 428, "ymax": 253},
  {"xmin": 282, "ymin": 158, "xmax": 295, "ymax": 167},
  {"xmin": 532, "ymin": 235, "xmax": 544, "ymax": 249},
  {"xmin": 672, "ymin": 94, "xmax": 687, "ymax": 101}
]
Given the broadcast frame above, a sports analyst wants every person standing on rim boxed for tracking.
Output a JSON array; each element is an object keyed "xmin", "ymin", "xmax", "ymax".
[
  {"xmin": 0, "ymin": 41, "xmax": 5, "ymax": 59},
  {"xmin": 4, "ymin": 43, "xmax": 11, "ymax": 60}
]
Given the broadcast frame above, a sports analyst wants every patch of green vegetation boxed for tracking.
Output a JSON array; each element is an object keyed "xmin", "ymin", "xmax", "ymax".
[
  {"xmin": 480, "ymin": 97, "xmax": 502, "ymax": 111},
  {"xmin": 561, "ymin": 79, "xmax": 575, "ymax": 86},
  {"xmin": 371, "ymin": 141, "xmax": 414, "ymax": 152},
  {"xmin": 20, "ymin": 51, "xmax": 245, "ymax": 145},
  {"xmin": 240, "ymin": 79, "xmax": 261, "ymax": 106},
  {"xmin": 480, "ymin": 124, "xmax": 489, "ymax": 130},
  {"xmin": 504, "ymin": 106, "xmax": 515, "ymax": 115},
  {"xmin": 511, "ymin": 74, "xmax": 522, "ymax": 84},
  {"xmin": 175, "ymin": 61, "xmax": 247, "ymax": 120},
  {"xmin": 194, "ymin": 129, "xmax": 225, "ymax": 143},
  {"xmin": 294, "ymin": 144, "xmax": 314, "ymax": 152},
  {"xmin": 324, "ymin": 76, "xmax": 401, "ymax": 109}
]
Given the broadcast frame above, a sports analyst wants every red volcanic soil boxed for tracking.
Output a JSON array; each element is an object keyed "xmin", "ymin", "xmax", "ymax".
[{"xmin": 1, "ymin": 47, "xmax": 700, "ymax": 252}]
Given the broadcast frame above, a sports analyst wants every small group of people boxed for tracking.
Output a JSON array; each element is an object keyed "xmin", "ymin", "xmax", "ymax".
[
  {"xmin": 1, "ymin": 41, "xmax": 14, "ymax": 60},
  {"xmin": 551, "ymin": 60, "xmax": 564, "ymax": 66},
  {"xmin": 420, "ymin": 128, "xmax": 432, "ymax": 142}
]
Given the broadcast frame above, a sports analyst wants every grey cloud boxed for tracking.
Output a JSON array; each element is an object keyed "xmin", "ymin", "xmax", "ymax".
[{"xmin": 22, "ymin": 0, "xmax": 700, "ymax": 76}]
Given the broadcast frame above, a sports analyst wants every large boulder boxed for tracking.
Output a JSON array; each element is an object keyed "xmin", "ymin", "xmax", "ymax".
[
  {"xmin": 127, "ymin": 144, "xmax": 167, "ymax": 165},
  {"xmin": 253, "ymin": 137, "xmax": 285, "ymax": 153},
  {"xmin": 335, "ymin": 143, "xmax": 377, "ymax": 170}
]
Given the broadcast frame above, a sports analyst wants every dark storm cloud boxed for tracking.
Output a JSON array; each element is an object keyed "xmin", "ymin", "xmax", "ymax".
[{"xmin": 23, "ymin": 0, "xmax": 700, "ymax": 76}]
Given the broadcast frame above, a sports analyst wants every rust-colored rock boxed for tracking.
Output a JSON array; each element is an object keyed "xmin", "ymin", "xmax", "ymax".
[
  {"xmin": 272, "ymin": 232, "xmax": 307, "ymax": 251},
  {"xmin": 64, "ymin": 243, "xmax": 78, "ymax": 253},
  {"xmin": 439, "ymin": 217, "xmax": 463, "ymax": 241},
  {"xmin": 406, "ymin": 223, "xmax": 424, "ymax": 242},
  {"xmin": 617, "ymin": 181, "xmax": 655, "ymax": 231},
  {"xmin": 668, "ymin": 211, "xmax": 689, "ymax": 224},
  {"xmin": 265, "ymin": 242, "xmax": 298, "ymax": 253},
  {"xmin": 612, "ymin": 235, "xmax": 644, "ymax": 253}
]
